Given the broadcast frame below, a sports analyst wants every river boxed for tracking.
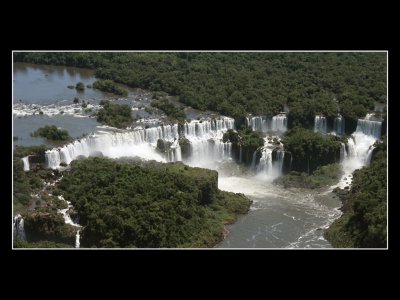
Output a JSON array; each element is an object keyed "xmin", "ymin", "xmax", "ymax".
[{"xmin": 13, "ymin": 62, "xmax": 346, "ymax": 249}]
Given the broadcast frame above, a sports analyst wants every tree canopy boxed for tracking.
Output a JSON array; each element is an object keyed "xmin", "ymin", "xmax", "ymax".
[{"xmin": 57, "ymin": 158, "xmax": 251, "ymax": 248}]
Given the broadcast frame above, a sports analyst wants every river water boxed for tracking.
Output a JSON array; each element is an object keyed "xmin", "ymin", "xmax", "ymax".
[
  {"xmin": 13, "ymin": 62, "xmax": 342, "ymax": 249},
  {"xmin": 217, "ymin": 176, "xmax": 341, "ymax": 248}
]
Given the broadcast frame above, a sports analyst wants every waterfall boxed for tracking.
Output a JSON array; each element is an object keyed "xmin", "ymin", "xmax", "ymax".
[
  {"xmin": 257, "ymin": 148, "xmax": 273, "ymax": 174},
  {"xmin": 57, "ymin": 195, "xmax": 81, "ymax": 248},
  {"xmin": 22, "ymin": 156, "xmax": 30, "ymax": 171},
  {"xmin": 275, "ymin": 150, "xmax": 285, "ymax": 173},
  {"xmin": 248, "ymin": 115, "xmax": 287, "ymax": 133},
  {"xmin": 44, "ymin": 117, "xmax": 234, "ymax": 170},
  {"xmin": 356, "ymin": 119, "xmax": 382, "ymax": 140},
  {"xmin": 75, "ymin": 230, "xmax": 80, "ymax": 248},
  {"xmin": 255, "ymin": 138, "xmax": 285, "ymax": 180},
  {"xmin": 335, "ymin": 114, "xmax": 383, "ymax": 189},
  {"xmin": 271, "ymin": 115, "xmax": 288, "ymax": 132},
  {"xmin": 333, "ymin": 116, "xmax": 345, "ymax": 136},
  {"xmin": 239, "ymin": 145, "xmax": 242, "ymax": 163},
  {"xmin": 314, "ymin": 115, "xmax": 327, "ymax": 134},
  {"xmin": 13, "ymin": 214, "xmax": 26, "ymax": 241},
  {"xmin": 340, "ymin": 143, "xmax": 347, "ymax": 163},
  {"xmin": 251, "ymin": 151, "xmax": 257, "ymax": 169}
]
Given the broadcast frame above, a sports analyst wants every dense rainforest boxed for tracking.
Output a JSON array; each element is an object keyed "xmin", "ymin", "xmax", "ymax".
[
  {"xmin": 14, "ymin": 52, "xmax": 386, "ymax": 132},
  {"xmin": 13, "ymin": 52, "xmax": 387, "ymax": 248},
  {"xmin": 56, "ymin": 158, "xmax": 251, "ymax": 248}
]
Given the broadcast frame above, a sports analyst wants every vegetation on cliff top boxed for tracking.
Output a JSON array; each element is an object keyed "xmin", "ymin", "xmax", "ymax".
[
  {"xmin": 56, "ymin": 158, "xmax": 251, "ymax": 248},
  {"xmin": 96, "ymin": 100, "xmax": 132, "ymax": 129}
]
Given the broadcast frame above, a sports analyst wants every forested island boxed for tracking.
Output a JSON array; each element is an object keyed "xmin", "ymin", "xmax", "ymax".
[{"xmin": 13, "ymin": 52, "xmax": 387, "ymax": 248}]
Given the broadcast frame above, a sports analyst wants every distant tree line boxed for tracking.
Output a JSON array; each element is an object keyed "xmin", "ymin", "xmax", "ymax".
[{"xmin": 14, "ymin": 52, "xmax": 387, "ymax": 133}]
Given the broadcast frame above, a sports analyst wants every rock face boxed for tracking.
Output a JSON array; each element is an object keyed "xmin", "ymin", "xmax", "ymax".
[{"xmin": 179, "ymin": 138, "xmax": 192, "ymax": 159}]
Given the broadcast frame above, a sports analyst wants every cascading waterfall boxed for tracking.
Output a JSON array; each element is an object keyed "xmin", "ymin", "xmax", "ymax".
[
  {"xmin": 45, "ymin": 117, "xmax": 234, "ymax": 170},
  {"xmin": 333, "ymin": 115, "xmax": 345, "ymax": 136},
  {"xmin": 76, "ymin": 230, "xmax": 80, "ymax": 248},
  {"xmin": 255, "ymin": 138, "xmax": 285, "ymax": 180},
  {"xmin": 13, "ymin": 214, "xmax": 26, "ymax": 241},
  {"xmin": 271, "ymin": 115, "xmax": 288, "ymax": 132},
  {"xmin": 314, "ymin": 115, "xmax": 327, "ymax": 134},
  {"xmin": 335, "ymin": 114, "xmax": 383, "ymax": 188},
  {"xmin": 57, "ymin": 195, "xmax": 81, "ymax": 248},
  {"xmin": 275, "ymin": 150, "xmax": 285, "ymax": 172},
  {"xmin": 356, "ymin": 119, "xmax": 382, "ymax": 140},
  {"xmin": 22, "ymin": 156, "xmax": 30, "ymax": 171},
  {"xmin": 248, "ymin": 115, "xmax": 287, "ymax": 133}
]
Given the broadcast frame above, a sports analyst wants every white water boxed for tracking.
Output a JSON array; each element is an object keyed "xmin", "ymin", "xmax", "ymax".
[
  {"xmin": 45, "ymin": 117, "xmax": 234, "ymax": 170},
  {"xmin": 247, "ymin": 115, "xmax": 287, "ymax": 133},
  {"xmin": 218, "ymin": 176, "xmax": 341, "ymax": 248},
  {"xmin": 22, "ymin": 156, "xmax": 30, "ymax": 171},
  {"xmin": 13, "ymin": 214, "xmax": 26, "ymax": 241},
  {"xmin": 76, "ymin": 230, "xmax": 80, "ymax": 248},
  {"xmin": 255, "ymin": 137, "xmax": 285, "ymax": 180},
  {"xmin": 13, "ymin": 102, "xmax": 102, "ymax": 118},
  {"xmin": 57, "ymin": 195, "xmax": 81, "ymax": 248},
  {"xmin": 333, "ymin": 115, "xmax": 382, "ymax": 189},
  {"xmin": 314, "ymin": 115, "xmax": 327, "ymax": 134}
]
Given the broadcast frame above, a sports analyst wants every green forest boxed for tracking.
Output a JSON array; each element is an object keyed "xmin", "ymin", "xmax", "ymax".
[
  {"xmin": 96, "ymin": 100, "xmax": 133, "ymax": 128},
  {"xmin": 13, "ymin": 52, "xmax": 387, "ymax": 248},
  {"xmin": 56, "ymin": 158, "xmax": 250, "ymax": 248},
  {"xmin": 14, "ymin": 52, "xmax": 386, "ymax": 132}
]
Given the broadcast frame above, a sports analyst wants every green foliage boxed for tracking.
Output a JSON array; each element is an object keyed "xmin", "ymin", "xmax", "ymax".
[
  {"xmin": 151, "ymin": 97, "xmax": 186, "ymax": 121},
  {"xmin": 31, "ymin": 125, "xmax": 71, "ymax": 141},
  {"xmin": 75, "ymin": 82, "xmax": 85, "ymax": 91},
  {"xmin": 223, "ymin": 128, "xmax": 265, "ymax": 165},
  {"xmin": 274, "ymin": 164, "xmax": 343, "ymax": 189},
  {"xmin": 73, "ymin": 97, "xmax": 79, "ymax": 104},
  {"xmin": 93, "ymin": 80, "xmax": 128, "ymax": 96},
  {"xmin": 96, "ymin": 100, "xmax": 132, "ymax": 129},
  {"xmin": 23, "ymin": 211, "xmax": 76, "ymax": 244},
  {"xmin": 325, "ymin": 143, "xmax": 387, "ymax": 248},
  {"xmin": 15, "ymin": 52, "xmax": 386, "ymax": 128},
  {"xmin": 67, "ymin": 85, "xmax": 74, "ymax": 89},
  {"xmin": 58, "ymin": 158, "xmax": 251, "ymax": 248},
  {"xmin": 282, "ymin": 127, "xmax": 341, "ymax": 174},
  {"xmin": 13, "ymin": 146, "xmax": 50, "ymax": 213},
  {"xmin": 14, "ymin": 240, "xmax": 74, "ymax": 248}
]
